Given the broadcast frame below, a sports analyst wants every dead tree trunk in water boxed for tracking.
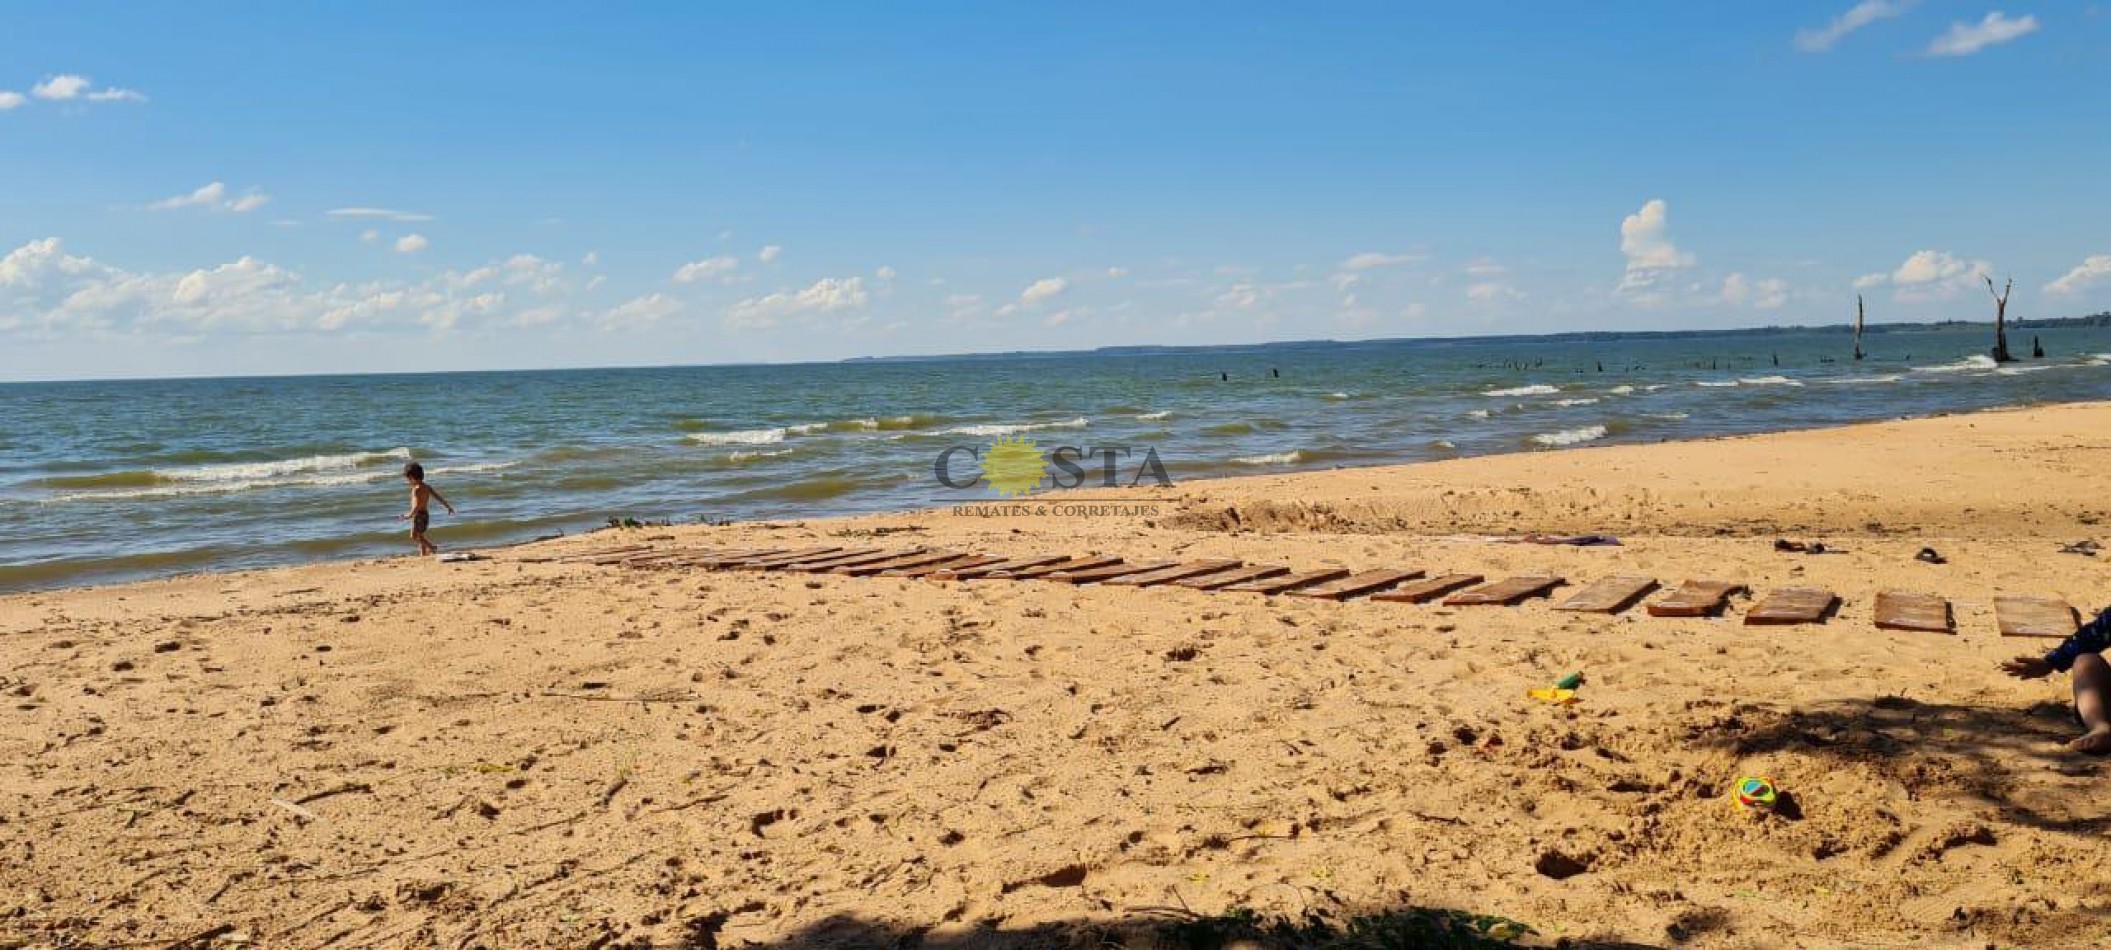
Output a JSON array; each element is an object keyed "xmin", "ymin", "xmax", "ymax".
[
  {"xmin": 1987, "ymin": 276, "xmax": 2015, "ymax": 363},
  {"xmin": 1853, "ymin": 294, "xmax": 1865, "ymax": 361}
]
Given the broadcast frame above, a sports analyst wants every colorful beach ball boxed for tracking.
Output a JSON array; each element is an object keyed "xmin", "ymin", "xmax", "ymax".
[{"xmin": 1734, "ymin": 776, "xmax": 1778, "ymax": 813}]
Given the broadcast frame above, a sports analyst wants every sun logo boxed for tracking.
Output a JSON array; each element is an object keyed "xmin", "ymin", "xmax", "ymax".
[{"xmin": 980, "ymin": 437, "xmax": 1047, "ymax": 497}]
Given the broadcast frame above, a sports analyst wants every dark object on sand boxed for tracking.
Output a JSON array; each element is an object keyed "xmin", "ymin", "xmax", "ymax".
[
  {"xmin": 1915, "ymin": 547, "xmax": 1946, "ymax": 564},
  {"xmin": 1521, "ymin": 533, "xmax": 1622, "ymax": 547},
  {"xmin": 2059, "ymin": 540, "xmax": 2100, "ymax": 556},
  {"xmin": 1773, "ymin": 539, "xmax": 1833, "ymax": 554}
]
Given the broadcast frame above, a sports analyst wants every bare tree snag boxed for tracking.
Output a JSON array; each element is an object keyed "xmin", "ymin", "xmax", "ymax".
[
  {"xmin": 1853, "ymin": 294, "xmax": 1865, "ymax": 361},
  {"xmin": 1987, "ymin": 275, "xmax": 2015, "ymax": 363}
]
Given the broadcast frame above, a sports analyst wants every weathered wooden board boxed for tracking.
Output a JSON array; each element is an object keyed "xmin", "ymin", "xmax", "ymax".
[
  {"xmin": 833, "ymin": 550, "xmax": 969, "ymax": 577},
  {"xmin": 1444, "ymin": 575, "xmax": 1565, "ymax": 607},
  {"xmin": 1995, "ymin": 596, "xmax": 2079, "ymax": 639},
  {"xmin": 1553, "ymin": 575, "xmax": 1658, "ymax": 614},
  {"xmin": 733, "ymin": 547, "xmax": 852, "ymax": 570},
  {"xmin": 1101, "ymin": 560, "xmax": 1244, "ymax": 587},
  {"xmin": 1218, "ymin": 567, "xmax": 1351, "ymax": 595},
  {"xmin": 1372, "ymin": 573, "xmax": 1485, "ymax": 604},
  {"xmin": 778, "ymin": 549, "xmax": 905, "ymax": 573},
  {"xmin": 1288, "ymin": 568, "xmax": 1425, "ymax": 601},
  {"xmin": 1174, "ymin": 564, "xmax": 1290, "ymax": 591},
  {"xmin": 1645, "ymin": 580, "xmax": 1746, "ymax": 618},
  {"xmin": 1873, "ymin": 590, "xmax": 1953, "ymax": 633},
  {"xmin": 930, "ymin": 554, "xmax": 1072, "ymax": 581},
  {"xmin": 882, "ymin": 554, "xmax": 1006, "ymax": 578},
  {"xmin": 1045, "ymin": 561, "xmax": 1179, "ymax": 585},
  {"xmin": 1743, "ymin": 587, "xmax": 1838, "ymax": 626},
  {"xmin": 990, "ymin": 556, "xmax": 1122, "ymax": 580}
]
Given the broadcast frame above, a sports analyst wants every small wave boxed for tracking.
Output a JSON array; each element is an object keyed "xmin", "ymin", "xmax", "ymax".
[
  {"xmin": 1645, "ymin": 411, "xmax": 1690, "ymax": 420},
  {"xmin": 1466, "ymin": 409, "xmax": 1491, "ymax": 419},
  {"xmin": 1531, "ymin": 425, "xmax": 1609, "ymax": 446},
  {"xmin": 1483, "ymin": 384, "xmax": 1559, "ymax": 397},
  {"xmin": 1738, "ymin": 375, "xmax": 1804, "ymax": 387},
  {"xmin": 730, "ymin": 473, "xmax": 885, "ymax": 503},
  {"xmin": 1430, "ymin": 439, "xmax": 1458, "ymax": 450},
  {"xmin": 686, "ymin": 428, "xmax": 787, "ymax": 446},
  {"xmin": 40, "ymin": 447, "xmax": 415, "ymax": 494},
  {"xmin": 1913, "ymin": 354, "xmax": 1999, "ymax": 374},
  {"xmin": 1202, "ymin": 420, "xmax": 1287, "ymax": 436},
  {"xmin": 785, "ymin": 422, "xmax": 829, "ymax": 436},
  {"xmin": 1993, "ymin": 364, "xmax": 2055, "ymax": 376},
  {"xmin": 1548, "ymin": 397, "xmax": 1600, "ymax": 407},
  {"xmin": 1232, "ymin": 451, "xmax": 1304, "ymax": 465},
  {"xmin": 50, "ymin": 470, "xmax": 388, "ymax": 502},
  {"xmin": 1323, "ymin": 392, "xmax": 1353, "ymax": 401},
  {"xmin": 1135, "ymin": 410, "xmax": 1172, "ymax": 421},
  {"xmin": 726, "ymin": 448, "xmax": 796, "ymax": 463},
  {"xmin": 1824, "ymin": 374, "xmax": 1903, "ymax": 385},
  {"xmin": 941, "ymin": 417, "xmax": 1089, "ymax": 438},
  {"xmin": 1695, "ymin": 380, "xmax": 1739, "ymax": 388},
  {"xmin": 1606, "ymin": 385, "xmax": 1635, "ymax": 395}
]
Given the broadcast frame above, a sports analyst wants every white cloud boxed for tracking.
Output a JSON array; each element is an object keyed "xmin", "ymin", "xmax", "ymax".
[
  {"xmin": 360, "ymin": 230, "xmax": 380, "ymax": 245},
  {"xmin": 1618, "ymin": 198, "xmax": 1695, "ymax": 292},
  {"xmin": 672, "ymin": 255, "xmax": 739, "ymax": 284},
  {"xmin": 1464, "ymin": 257, "xmax": 1507, "ymax": 278},
  {"xmin": 1858, "ymin": 249, "xmax": 1994, "ymax": 302},
  {"xmin": 1721, "ymin": 273, "xmax": 1790, "ymax": 309},
  {"xmin": 756, "ymin": 245, "xmax": 782, "ymax": 264},
  {"xmin": 1340, "ymin": 251, "xmax": 1426, "ymax": 271},
  {"xmin": 146, "ymin": 182, "xmax": 270, "ymax": 214},
  {"xmin": 1467, "ymin": 281, "xmax": 1524, "ymax": 303},
  {"xmin": 1795, "ymin": 1, "xmax": 1913, "ymax": 52},
  {"xmin": 2045, "ymin": 255, "xmax": 2111, "ymax": 296},
  {"xmin": 395, "ymin": 234, "xmax": 429, "ymax": 254},
  {"xmin": 1927, "ymin": 11, "xmax": 2039, "ymax": 56},
  {"xmin": 599, "ymin": 293, "xmax": 684, "ymax": 331},
  {"xmin": 874, "ymin": 265, "xmax": 897, "ymax": 281},
  {"xmin": 726, "ymin": 276, "xmax": 868, "ymax": 329},
  {"xmin": 1019, "ymin": 276, "xmax": 1069, "ymax": 306},
  {"xmin": 0, "ymin": 91, "xmax": 24, "ymax": 111},
  {"xmin": 1106, "ymin": 266, "xmax": 1129, "ymax": 278},
  {"xmin": 1044, "ymin": 309, "xmax": 1076, "ymax": 328},
  {"xmin": 582, "ymin": 251, "xmax": 600, "ymax": 267},
  {"xmin": 326, "ymin": 207, "xmax": 435, "ymax": 223},
  {"xmin": 29, "ymin": 74, "xmax": 143, "ymax": 103}
]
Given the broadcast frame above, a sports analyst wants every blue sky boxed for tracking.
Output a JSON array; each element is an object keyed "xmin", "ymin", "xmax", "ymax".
[{"xmin": 3, "ymin": 2, "xmax": 2108, "ymax": 380}]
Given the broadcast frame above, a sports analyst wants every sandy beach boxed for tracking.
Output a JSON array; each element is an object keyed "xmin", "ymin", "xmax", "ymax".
[{"xmin": 7, "ymin": 402, "xmax": 2111, "ymax": 948}]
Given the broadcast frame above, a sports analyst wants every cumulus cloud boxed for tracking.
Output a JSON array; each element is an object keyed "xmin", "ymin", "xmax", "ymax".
[
  {"xmin": 1019, "ymin": 277, "xmax": 1069, "ymax": 306},
  {"xmin": 599, "ymin": 293, "xmax": 684, "ymax": 331},
  {"xmin": 326, "ymin": 207, "xmax": 435, "ymax": 223},
  {"xmin": 30, "ymin": 74, "xmax": 144, "ymax": 103},
  {"xmin": 1855, "ymin": 249, "xmax": 1994, "ymax": 302},
  {"xmin": 672, "ymin": 255, "xmax": 739, "ymax": 284},
  {"xmin": 1106, "ymin": 266, "xmax": 1129, "ymax": 278},
  {"xmin": 2045, "ymin": 255, "xmax": 2111, "ymax": 296},
  {"xmin": 1721, "ymin": 273, "xmax": 1790, "ymax": 310},
  {"xmin": 726, "ymin": 276, "xmax": 868, "ymax": 329},
  {"xmin": 1927, "ymin": 11, "xmax": 2038, "ymax": 56},
  {"xmin": 0, "ymin": 91, "xmax": 24, "ymax": 111},
  {"xmin": 1, "ymin": 237, "xmax": 598, "ymax": 339},
  {"xmin": 1466, "ymin": 281, "xmax": 1524, "ymax": 303},
  {"xmin": 1795, "ymin": 0, "xmax": 1913, "ymax": 52},
  {"xmin": 756, "ymin": 245, "xmax": 782, "ymax": 264},
  {"xmin": 874, "ymin": 265, "xmax": 897, "ymax": 281},
  {"xmin": 395, "ymin": 234, "xmax": 429, "ymax": 254},
  {"xmin": 147, "ymin": 182, "xmax": 271, "ymax": 214},
  {"xmin": 1340, "ymin": 251, "xmax": 1426, "ymax": 271},
  {"xmin": 1618, "ymin": 198, "xmax": 1695, "ymax": 293}
]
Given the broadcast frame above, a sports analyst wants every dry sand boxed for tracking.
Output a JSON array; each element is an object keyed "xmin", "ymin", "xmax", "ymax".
[{"xmin": 6, "ymin": 402, "xmax": 2111, "ymax": 948}]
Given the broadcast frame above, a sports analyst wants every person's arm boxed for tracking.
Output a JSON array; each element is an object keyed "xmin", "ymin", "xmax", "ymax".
[
  {"xmin": 2045, "ymin": 607, "xmax": 2111, "ymax": 673},
  {"xmin": 428, "ymin": 485, "xmax": 456, "ymax": 514}
]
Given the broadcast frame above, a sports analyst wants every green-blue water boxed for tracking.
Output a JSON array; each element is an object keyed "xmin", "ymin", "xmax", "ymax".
[{"xmin": 6, "ymin": 327, "xmax": 2111, "ymax": 592}]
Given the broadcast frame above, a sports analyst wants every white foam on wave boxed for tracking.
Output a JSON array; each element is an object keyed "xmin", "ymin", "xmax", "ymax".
[
  {"xmin": 1913, "ymin": 354, "xmax": 1999, "ymax": 374},
  {"xmin": 727, "ymin": 448, "xmax": 796, "ymax": 462},
  {"xmin": 1430, "ymin": 439, "xmax": 1457, "ymax": 450},
  {"xmin": 1993, "ymin": 364, "xmax": 2056, "ymax": 375},
  {"xmin": 785, "ymin": 422, "xmax": 830, "ymax": 436},
  {"xmin": 1606, "ymin": 385, "xmax": 1635, "ymax": 395},
  {"xmin": 1738, "ymin": 375, "xmax": 1803, "ymax": 387},
  {"xmin": 1466, "ymin": 408, "xmax": 1491, "ymax": 419},
  {"xmin": 161, "ymin": 447, "xmax": 412, "ymax": 483},
  {"xmin": 686, "ymin": 428, "xmax": 787, "ymax": 446},
  {"xmin": 1646, "ymin": 411, "xmax": 1690, "ymax": 420},
  {"xmin": 1135, "ymin": 410, "xmax": 1172, "ymax": 421},
  {"xmin": 1324, "ymin": 392, "xmax": 1353, "ymax": 400},
  {"xmin": 1548, "ymin": 397, "xmax": 1601, "ymax": 407},
  {"xmin": 1531, "ymin": 425, "xmax": 1609, "ymax": 446},
  {"xmin": 1824, "ymin": 374, "xmax": 1904, "ymax": 385},
  {"xmin": 47, "ymin": 449, "xmax": 518, "ymax": 503},
  {"xmin": 1484, "ymin": 384, "xmax": 1559, "ymax": 397},
  {"xmin": 942, "ymin": 416, "xmax": 1090, "ymax": 438},
  {"xmin": 1695, "ymin": 380, "xmax": 1739, "ymax": 388},
  {"xmin": 1232, "ymin": 450, "xmax": 1304, "ymax": 465}
]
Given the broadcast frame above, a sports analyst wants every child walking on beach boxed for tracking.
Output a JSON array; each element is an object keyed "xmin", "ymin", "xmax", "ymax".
[
  {"xmin": 400, "ymin": 462, "xmax": 456, "ymax": 556},
  {"xmin": 2003, "ymin": 608, "xmax": 2111, "ymax": 754}
]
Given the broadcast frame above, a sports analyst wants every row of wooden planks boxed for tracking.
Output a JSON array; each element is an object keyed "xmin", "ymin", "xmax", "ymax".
[{"xmin": 529, "ymin": 543, "xmax": 2084, "ymax": 639}]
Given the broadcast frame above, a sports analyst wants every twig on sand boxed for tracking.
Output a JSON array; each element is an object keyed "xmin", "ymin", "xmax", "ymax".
[
  {"xmin": 598, "ymin": 775, "xmax": 629, "ymax": 809},
  {"xmin": 164, "ymin": 923, "xmax": 237, "ymax": 949},
  {"xmin": 268, "ymin": 798, "xmax": 319, "ymax": 822},
  {"xmin": 294, "ymin": 781, "xmax": 373, "ymax": 806},
  {"xmin": 273, "ymin": 899, "xmax": 353, "ymax": 941},
  {"xmin": 537, "ymin": 690, "xmax": 702, "ymax": 703}
]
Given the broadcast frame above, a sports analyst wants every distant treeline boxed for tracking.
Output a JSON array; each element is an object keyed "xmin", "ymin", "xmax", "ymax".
[{"xmin": 843, "ymin": 312, "xmax": 2111, "ymax": 363}]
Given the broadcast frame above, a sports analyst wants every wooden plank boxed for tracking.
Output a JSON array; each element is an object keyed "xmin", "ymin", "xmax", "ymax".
[
  {"xmin": 681, "ymin": 548, "xmax": 789, "ymax": 568},
  {"xmin": 1174, "ymin": 564, "xmax": 1290, "ymax": 591},
  {"xmin": 732, "ymin": 547, "xmax": 851, "ymax": 570},
  {"xmin": 1743, "ymin": 587, "xmax": 1838, "ymax": 626},
  {"xmin": 1289, "ymin": 568, "xmax": 1425, "ymax": 601},
  {"xmin": 989, "ymin": 556, "xmax": 1121, "ymax": 580},
  {"xmin": 930, "ymin": 554, "xmax": 1071, "ymax": 581},
  {"xmin": 779, "ymin": 548, "xmax": 907, "ymax": 573},
  {"xmin": 1873, "ymin": 590, "xmax": 1952, "ymax": 633},
  {"xmin": 1045, "ymin": 561, "xmax": 1179, "ymax": 585},
  {"xmin": 833, "ymin": 550, "xmax": 969, "ymax": 577},
  {"xmin": 556, "ymin": 545, "xmax": 654, "ymax": 563},
  {"xmin": 1444, "ymin": 575, "xmax": 1565, "ymax": 607},
  {"xmin": 1218, "ymin": 567, "xmax": 1350, "ymax": 595},
  {"xmin": 1101, "ymin": 559, "xmax": 1243, "ymax": 588},
  {"xmin": 1372, "ymin": 573, "xmax": 1484, "ymax": 604},
  {"xmin": 1645, "ymin": 580, "xmax": 1746, "ymax": 618},
  {"xmin": 621, "ymin": 549, "xmax": 737, "ymax": 567},
  {"xmin": 1553, "ymin": 575, "xmax": 1659, "ymax": 614},
  {"xmin": 1996, "ymin": 596, "xmax": 2079, "ymax": 639},
  {"xmin": 882, "ymin": 554, "xmax": 1006, "ymax": 578}
]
